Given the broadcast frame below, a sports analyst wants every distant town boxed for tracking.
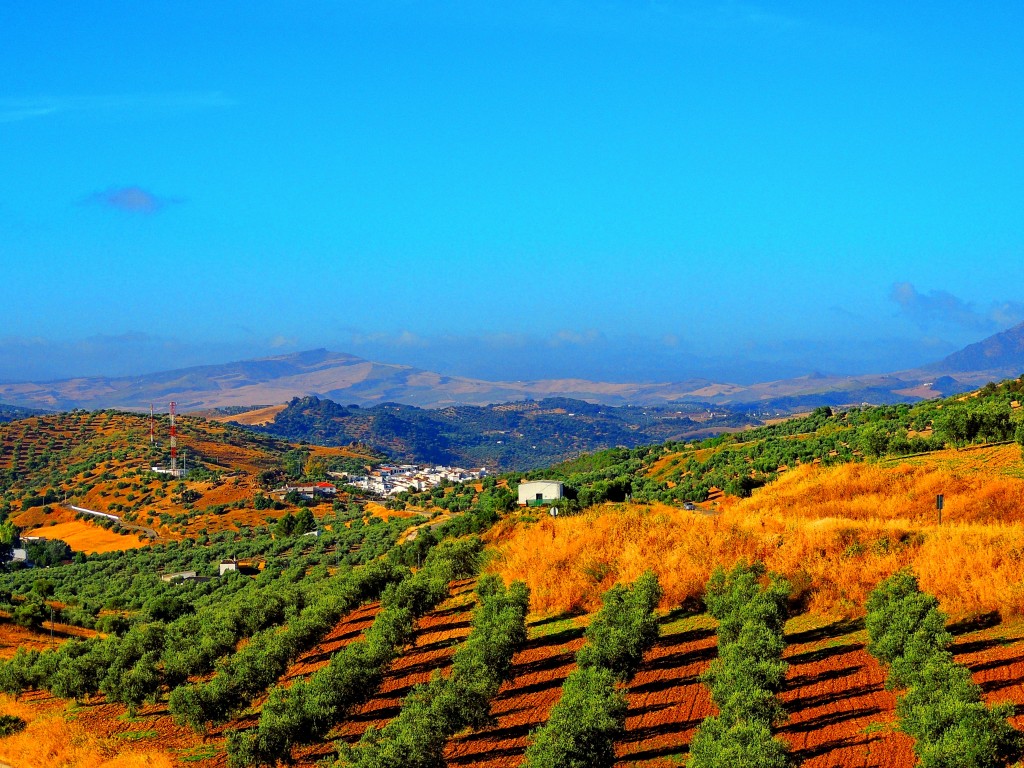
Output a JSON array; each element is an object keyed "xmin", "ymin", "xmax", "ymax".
[
  {"xmin": 271, "ymin": 464, "xmax": 489, "ymax": 501},
  {"xmin": 339, "ymin": 462, "xmax": 487, "ymax": 499},
  {"xmin": 340, "ymin": 464, "xmax": 488, "ymax": 497}
]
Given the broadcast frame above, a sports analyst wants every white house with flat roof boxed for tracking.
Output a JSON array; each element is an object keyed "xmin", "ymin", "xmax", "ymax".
[{"xmin": 517, "ymin": 480, "xmax": 564, "ymax": 506}]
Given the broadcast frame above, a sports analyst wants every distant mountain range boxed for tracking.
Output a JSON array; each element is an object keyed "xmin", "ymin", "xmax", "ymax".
[{"xmin": 1, "ymin": 322, "xmax": 1023, "ymax": 413}]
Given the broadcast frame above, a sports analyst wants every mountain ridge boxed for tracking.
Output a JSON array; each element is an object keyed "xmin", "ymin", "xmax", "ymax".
[{"xmin": 0, "ymin": 324, "xmax": 1022, "ymax": 413}]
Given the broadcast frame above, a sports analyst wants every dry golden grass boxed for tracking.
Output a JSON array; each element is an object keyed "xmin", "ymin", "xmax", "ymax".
[
  {"xmin": 364, "ymin": 501, "xmax": 424, "ymax": 521},
  {"xmin": 646, "ymin": 451, "xmax": 684, "ymax": 479},
  {"xmin": 749, "ymin": 458, "xmax": 1024, "ymax": 525},
  {"xmin": 0, "ymin": 696, "xmax": 172, "ymax": 768},
  {"xmin": 881, "ymin": 442, "xmax": 1024, "ymax": 479},
  {"xmin": 490, "ymin": 452, "xmax": 1024, "ymax": 619},
  {"xmin": 22, "ymin": 520, "xmax": 148, "ymax": 555},
  {"xmin": 210, "ymin": 404, "xmax": 287, "ymax": 426}
]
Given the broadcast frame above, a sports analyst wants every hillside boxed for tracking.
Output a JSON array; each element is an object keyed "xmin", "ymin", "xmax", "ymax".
[
  {"xmin": 0, "ymin": 409, "xmax": 383, "ymax": 542},
  {"xmin": 0, "ymin": 377, "xmax": 1022, "ymax": 767},
  {"xmin": 0, "ymin": 404, "xmax": 48, "ymax": 424},
  {"xmin": 0, "ymin": 323, "xmax": 1023, "ymax": 414},
  {"xmin": 248, "ymin": 395, "xmax": 757, "ymax": 471},
  {"xmin": 928, "ymin": 320, "xmax": 1024, "ymax": 376}
]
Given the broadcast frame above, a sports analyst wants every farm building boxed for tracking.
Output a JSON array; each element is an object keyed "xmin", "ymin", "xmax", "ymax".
[{"xmin": 517, "ymin": 480, "xmax": 564, "ymax": 506}]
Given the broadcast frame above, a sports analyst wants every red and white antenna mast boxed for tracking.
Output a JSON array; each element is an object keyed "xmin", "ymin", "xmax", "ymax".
[{"xmin": 169, "ymin": 401, "xmax": 178, "ymax": 473}]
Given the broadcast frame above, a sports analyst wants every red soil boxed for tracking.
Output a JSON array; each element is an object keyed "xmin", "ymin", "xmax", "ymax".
[
  {"xmin": 616, "ymin": 615, "xmax": 718, "ymax": 766},
  {"xmin": 8, "ymin": 591, "xmax": 1024, "ymax": 768},
  {"xmin": 295, "ymin": 579, "xmax": 477, "ymax": 765},
  {"xmin": 446, "ymin": 612, "xmax": 719, "ymax": 768},
  {"xmin": 445, "ymin": 613, "xmax": 588, "ymax": 767},
  {"xmin": 950, "ymin": 616, "xmax": 1024, "ymax": 730},
  {"xmin": 0, "ymin": 618, "xmax": 97, "ymax": 659},
  {"xmin": 778, "ymin": 615, "xmax": 915, "ymax": 768}
]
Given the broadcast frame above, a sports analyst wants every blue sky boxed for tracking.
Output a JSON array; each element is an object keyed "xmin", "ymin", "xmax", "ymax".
[{"xmin": 1, "ymin": 1, "xmax": 1022, "ymax": 383}]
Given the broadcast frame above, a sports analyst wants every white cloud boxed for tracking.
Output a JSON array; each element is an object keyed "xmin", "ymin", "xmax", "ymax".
[{"xmin": 0, "ymin": 91, "xmax": 235, "ymax": 124}]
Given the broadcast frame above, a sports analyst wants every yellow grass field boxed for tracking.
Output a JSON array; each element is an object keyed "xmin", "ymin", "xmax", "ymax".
[
  {"xmin": 0, "ymin": 695, "xmax": 172, "ymax": 768},
  {"xmin": 489, "ymin": 451, "xmax": 1024, "ymax": 619},
  {"xmin": 22, "ymin": 520, "xmax": 149, "ymax": 555}
]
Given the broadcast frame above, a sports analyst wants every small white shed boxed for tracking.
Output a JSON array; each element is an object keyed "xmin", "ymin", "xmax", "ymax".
[{"xmin": 517, "ymin": 480, "xmax": 564, "ymax": 506}]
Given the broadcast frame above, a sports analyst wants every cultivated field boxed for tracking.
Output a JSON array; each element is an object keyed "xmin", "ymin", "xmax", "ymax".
[{"xmin": 2, "ymin": 587, "xmax": 1024, "ymax": 767}]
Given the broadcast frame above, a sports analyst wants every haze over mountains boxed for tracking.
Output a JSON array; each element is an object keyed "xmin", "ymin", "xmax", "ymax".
[{"xmin": 1, "ymin": 323, "xmax": 1023, "ymax": 414}]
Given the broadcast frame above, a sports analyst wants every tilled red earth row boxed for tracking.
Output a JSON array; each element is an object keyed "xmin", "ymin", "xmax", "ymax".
[{"xmin": 8, "ymin": 603, "xmax": 1024, "ymax": 768}]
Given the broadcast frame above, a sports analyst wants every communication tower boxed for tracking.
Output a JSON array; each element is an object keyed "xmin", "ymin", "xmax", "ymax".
[{"xmin": 169, "ymin": 401, "xmax": 179, "ymax": 473}]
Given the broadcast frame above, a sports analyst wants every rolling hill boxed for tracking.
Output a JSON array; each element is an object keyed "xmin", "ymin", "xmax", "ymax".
[
  {"xmin": 1, "ymin": 378, "xmax": 1023, "ymax": 767},
  {"xmin": 1, "ymin": 323, "xmax": 1023, "ymax": 414},
  {"xmin": 249, "ymin": 395, "xmax": 756, "ymax": 471}
]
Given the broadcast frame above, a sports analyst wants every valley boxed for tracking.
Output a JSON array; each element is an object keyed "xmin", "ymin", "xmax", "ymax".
[{"xmin": 0, "ymin": 376, "xmax": 1021, "ymax": 766}]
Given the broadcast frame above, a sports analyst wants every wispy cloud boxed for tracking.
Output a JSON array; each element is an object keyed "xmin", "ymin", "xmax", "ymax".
[
  {"xmin": 890, "ymin": 282, "xmax": 1024, "ymax": 333},
  {"xmin": 268, "ymin": 334, "xmax": 298, "ymax": 349},
  {"xmin": 84, "ymin": 186, "xmax": 181, "ymax": 214},
  {"xmin": 0, "ymin": 91, "xmax": 235, "ymax": 124}
]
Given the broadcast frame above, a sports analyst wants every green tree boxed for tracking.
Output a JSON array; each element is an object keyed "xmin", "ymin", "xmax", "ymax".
[
  {"xmin": 521, "ymin": 666, "xmax": 627, "ymax": 768},
  {"xmin": 13, "ymin": 598, "xmax": 46, "ymax": 631}
]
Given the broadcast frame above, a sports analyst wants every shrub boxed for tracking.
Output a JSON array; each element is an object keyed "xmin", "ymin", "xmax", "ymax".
[
  {"xmin": 521, "ymin": 666, "xmax": 627, "ymax": 768},
  {"xmin": 336, "ymin": 575, "xmax": 530, "ymax": 768},
  {"xmin": 0, "ymin": 714, "xmax": 25, "ymax": 737},
  {"xmin": 227, "ymin": 538, "xmax": 484, "ymax": 767}
]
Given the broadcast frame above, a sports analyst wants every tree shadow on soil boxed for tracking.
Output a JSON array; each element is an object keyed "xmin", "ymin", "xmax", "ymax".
[
  {"xmin": 644, "ymin": 643, "xmax": 717, "ymax": 671},
  {"xmin": 952, "ymin": 635, "xmax": 1017, "ymax": 656},
  {"xmin": 786, "ymin": 663, "xmax": 861, "ymax": 689},
  {"xmin": 629, "ymin": 673, "xmax": 705, "ymax": 696},
  {"xmin": 780, "ymin": 705, "xmax": 884, "ymax": 734},
  {"xmin": 506, "ymin": 648, "xmax": 577, "ymax": 677},
  {"xmin": 947, "ymin": 611, "xmax": 1001, "ymax": 636},
  {"xmin": 787, "ymin": 642, "xmax": 864, "ymax": 666},
  {"xmin": 785, "ymin": 682, "xmax": 882, "ymax": 711},
  {"xmin": 617, "ymin": 739, "xmax": 693, "ymax": 763},
  {"xmin": 969, "ymin": 653, "xmax": 1024, "ymax": 677},
  {"xmin": 658, "ymin": 606, "xmax": 703, "ymax": 624},
  {"xmin": 785, "ymin": 617, "xmax": 864, "ymax": 645},
  {"xmin": 496, "ymin": 675, "xmax": 570, "ymax": 700},
  {"xmin": 522, "ymin": 625, "xmax": 586, "ymax": 650},
  {"xmin": 529, "ymin": 611, "xmax": 582, "ymax": 629},
  {"xmin": 789, "ymin": 732, "xmax": 870, "ymax": 761}
]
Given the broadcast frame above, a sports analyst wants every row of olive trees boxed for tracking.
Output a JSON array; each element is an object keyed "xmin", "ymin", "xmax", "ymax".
[
  {"xmin": 866, "ymin": 570, "xmax": 1020, "ymax": 767},
  {"xmin": 226, "ymin": 537, "xmax": 484, "ymax": 768},
  {"xmin": 0, "ymin": 563, "xmax": 327, "ymax": 714},
  {"xmin": 521, "ymin": 570, "xmax": 662, "ymax": 768},
  {"xmin": 169, "ymin": 558, "xmax": 409, "ymax": 732},
  {"xmin": 689, "ymin": 561, "xmax": 792, "ymax": 768},
  {"xmin": 335, "ymin": 574, "xmax": 530, "ymax": 768}
]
